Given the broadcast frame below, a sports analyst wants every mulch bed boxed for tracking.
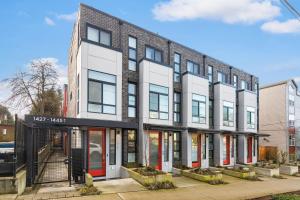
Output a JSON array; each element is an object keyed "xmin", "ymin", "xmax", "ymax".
[{"xmin": 250, "ymin": 191, "xmax": 300, "ymax": 200}]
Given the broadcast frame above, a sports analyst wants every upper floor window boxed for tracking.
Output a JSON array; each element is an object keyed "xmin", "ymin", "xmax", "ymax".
[
  {"xmin": 149, "ymin": 84, "xmax": 169, "ymax": 120},
  {"xmin": 223, "ymin": 101, "xmax": 234, "ymax": 127},
  {"xmin": 187, "ymin": 61, "xmax": 199, "ymax": 75},
  {"xmin": 254, "ymin": 83, "xmax": 258, "ymax": 93},
  {"xmin": 174, "ymin": 92, "xmax": 181, "ymax": 122},
  {"xmin": 247, "ymin": 107, "xmax": 255, "ymax": 129},
  {"xmin": 87, "ymin": 26, "xmax": 111, "ymax": 47},
  {"xmin": 146, "ymin": 46, "xmax": 162, "ymax": 63},
  {"xmin": 174, "ymin": 53, "xmax": 181, "ymax": 82},
  {"xmin": 289, "ymin": 114, "xmax": 295, "ymax": 127},
  {"xmin": 241, "ymin": 80, "xmax": 249, "ymax": 90},
  {"xmin": 88, "ymin": 70, "xmax": 116, "ymax": 114},
  {"xmin": 128, "ymin": 83, "xmax": 137, "ymax": 118},
  {"xmin": 289, "ymin": 135, "xmax": 296, "ymax": 146},
  {"xmin": 192, "ymin": 94, "xmax": 206, "ymax": 124},
  {"xmin": 208, "ymin": 66, "xmax": 213, "ymax": 83},
  {"xmin": 128, "ymin": 36, "xmax": 137, "ymax": 71},
  {"xmin": 233, "ymin": 75, "xmax": 238, "ymax": 88},
  {"xmin": 217, "ymin": 72, "xmax": 227, "ymax": 84}
]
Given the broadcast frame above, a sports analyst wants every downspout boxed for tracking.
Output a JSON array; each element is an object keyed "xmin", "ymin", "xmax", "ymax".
[
  {"xmin": 167, "ymin": 40, "xmax": 171, "ymax": 65},
  {"xmin": 203, "ymin": 55, "xmax": 206, "ymax": 77},
  {"xmin": 229, "ymin": 66, "xmax": 232, "ymax": 85}
]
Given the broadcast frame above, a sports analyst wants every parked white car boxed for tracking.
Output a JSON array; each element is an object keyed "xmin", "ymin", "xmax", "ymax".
[{"xmin": 0, "ymin": 142, "xmax": 14, "ymax": 154}]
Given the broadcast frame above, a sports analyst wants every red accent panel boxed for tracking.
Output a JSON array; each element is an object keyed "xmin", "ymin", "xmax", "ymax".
[
  {"xmin": 88, "ymin": 128, "xmax": 106, "ymax": 177},
  {"xmin": 247, "ymin": 137, "xmax": 253, "ymax": 163},
  {"xmin": 223, "ymin": 135, "xmax": 230, "ymax": 165}
]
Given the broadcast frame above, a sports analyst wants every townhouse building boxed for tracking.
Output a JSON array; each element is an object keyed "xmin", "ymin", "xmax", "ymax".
[
  {"xmin": 66, "ymin": 4, "xmax": 260, "ymax": 179},
  {"xmin": 260, "ymin": 80, "xmax": 299, "ymax": 161}
]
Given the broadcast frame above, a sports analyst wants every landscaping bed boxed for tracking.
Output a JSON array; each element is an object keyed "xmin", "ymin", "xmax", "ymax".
[
  {"xmin": 250, "ymin": 191, "xmax": 300, "ymax": 200},
  {"xmin": 254, "ymin": 162, "xmax": 279, "ymax": 177},
  {"xmin": 125, "ymin": 167, "xmax": 175, "ymax": 190},
  {"xmin": 279, "ymin": 165, "xmax": 299, "ymax": 176},
  {"xmin": 182, "ymin": 168, "xmax": 224, "ymax": 185},
  {"xmin": 222, "ymin": 167, "xmax": 257, "ymax": 180}
]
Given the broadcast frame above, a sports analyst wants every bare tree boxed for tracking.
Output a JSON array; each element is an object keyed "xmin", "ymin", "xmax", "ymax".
[{"xmin": 4, "ymin": 58, "xmax": 59, "ymax": 115}]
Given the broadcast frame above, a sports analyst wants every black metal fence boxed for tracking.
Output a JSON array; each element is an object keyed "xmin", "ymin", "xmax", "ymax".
[{"xmin": 0, "ymin": 115, "xmax": 26, "ymax": 177}]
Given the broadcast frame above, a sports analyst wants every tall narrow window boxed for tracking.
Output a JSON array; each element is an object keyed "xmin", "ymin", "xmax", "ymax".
[
  {"xmin": 208, "ymin": 66, "xmax": 213, "ymax": 83},
  {"xmin": 202, "ymin": 135, "xmax": 207, "ymax": 159},
  {"xmin": 88, "ymin": 70, "xmax": 116, "ymax": 114},
  {"xmin": 233, "ymin": 75, "xmax": 238, "ymax": 88},
  {"xmin": 127, "ymin": 130, "xmax": 136, "ymax": 163},
  {"xmin": 223, "ymin": 101, "xmax": 234, "ymax": 127},
  {"xmin": 253, "ymin": 138, "xmax": 256, "ymax": 156},
  {"xmin": 128, "ymin": 36, "xmax": 137, "ymax": 71},
  {"xmin": 149, "ymin": 84, "xmax": 169, "ymax": 120},
  {"xmin": 87, "ymin": 25, "xmax": 111, "ymax": 47},
  {"xmin": 247, "ymin": 107, "xmax": 255, "ymax": 129},
  {"xmin": 241, "ymin": 80, "xmax": 246, "ymax": 90},
  {"xmin": 164, "ymin": 132, "xmax": 169, "ymax": 162},
  {"xmin": 192, "ymin": 94, "xmax": 206, "ymax": 124},
  {"xmin": 209, "ymin": 100, "xmax": 213, "ymax": 128},
  {"xmin": 174, "ymin": 53, "xmax": 181, "ymax": 82},
  {"xmin": 146, "ymin": 46, "xmax": 162, "ymax": 63},
  {"xmin": 217, "ymin": 72, "xmax": 227, "ymax": 84},
  {"xmin": 128, "ymin": 83, "xmax": 136, "ymax": 118},
  {"xmin": 173, "ymin": 132, "xmax": 181, "ymax": 164},
  {"xmin": 187, "ymin": 61, "xmax": 199, "ymax": 74},
  {"xmin": 174, "ymin": 92, "xmax": 181, "ymax": 122},
  {"xmin": 109, "ymin": 129, "xmax": 116, "ymax": 165}
]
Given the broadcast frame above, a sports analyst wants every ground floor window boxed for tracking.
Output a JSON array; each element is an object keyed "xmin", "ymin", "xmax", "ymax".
[
  {"xmin": 173, "ymin": 132, "xmax": 181, "ymax": 165},
  {"xmin": 122, "ymin": 130, "xmax": 137, "ymax": 167},
  {"xmin": 208, "ymin": 135, "xmax": 214, "ymax": 166},
  {"xmin": 109, "ymin": 129, "xmax": 116, "ymax": 165},
  {"xmin": 163, "ymin": 132, "xmax": 169, "ymax": 162}
]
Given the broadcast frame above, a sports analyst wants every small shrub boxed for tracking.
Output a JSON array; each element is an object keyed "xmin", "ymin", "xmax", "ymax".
[
  {"xmin": 208, "ymin": 180, "xmax": 228, "ymax": 185},
  {"xmin": 190, "ymin": 168, "xmax": 219, "ymax": 175},
  {"xmin": 272, "ymin": 175, "xmax": 286, "ymax": 179},
  {"xmin": 272, "ymin": 194, "xmax": 300, "ymax": 200},
  {"xmin": 145, "ymin": 181, "xmax": 176, "ymax": 190},
  {"xmin": 134, "ymin": 167, "xmax": 165, "ymax": 176},
  {"xmin": 79, "ymin": 185, "xmax": 101, "ymax": 196},
  {"xmin": 245, "ymin": 175, "xmax": 263, "ymax": 181}
]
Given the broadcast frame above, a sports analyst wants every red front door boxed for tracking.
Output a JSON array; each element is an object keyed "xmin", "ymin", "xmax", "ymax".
[
  {"xmin": 192, "ymin": 134, "xmax": 201, "ymax": 168},
  {"xmin": 247, "ymin": 137, "xmax": 253, "ymax": 163},
  {"xmin": 149, "ymin": 132, "xmax": 162, "ymax": 170},
  {"xmin": 88, "ymin": 128, "xmax": 106, "ymax": 177},
  {"xmin": 223, "ymin": 135, "xmax": 230, "ymax": 165}
]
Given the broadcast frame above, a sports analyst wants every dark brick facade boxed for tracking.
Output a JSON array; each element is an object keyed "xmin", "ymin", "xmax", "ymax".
[{"xmin": 69, "ymin": 3, "xmax": 259, "ymax": 126}]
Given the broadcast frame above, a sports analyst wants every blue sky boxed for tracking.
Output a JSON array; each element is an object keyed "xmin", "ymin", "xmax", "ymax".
[{"xmin": 0, "ymin": 0, "xmax": 300, "ymax": 100}]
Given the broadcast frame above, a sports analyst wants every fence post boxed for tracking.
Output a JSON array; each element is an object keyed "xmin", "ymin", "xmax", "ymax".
[{"xmin": 13, "ymin": 114, "xmax": 18, "ymax": 178}]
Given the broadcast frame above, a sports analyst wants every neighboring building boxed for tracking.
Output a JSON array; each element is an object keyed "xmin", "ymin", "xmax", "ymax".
[
  {"xmin": 67, "ymin": 4, "xmax": 260, "ymax": 179},
  {"xmin": 259, "ymin": 80, "xmax": 299, "ymax": 161}
]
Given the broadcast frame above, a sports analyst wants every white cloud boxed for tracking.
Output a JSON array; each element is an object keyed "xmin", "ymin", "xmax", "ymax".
[
  {"xmin": 44, "ymin": 17, "xmax": 55, "ymax": 26},
  {"xmin": 57, "ymin": 12, "xmax": 77, "ymax": 22},
  {"xmin": 261, "ymin": 19, "xmax": 300, "ymax": 34},
  {"xmin": 152, "ymin": 0, "xmax": 281, "ymax": 24}
]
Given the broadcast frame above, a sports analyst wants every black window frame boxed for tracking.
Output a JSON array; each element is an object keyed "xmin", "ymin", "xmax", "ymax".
[
  {"xmin": 87, "ymin": 70, "xmax": 117, "ymax": 115},
  {"xmin": 149, "ymin": 84, "xmax": 169, "ymax": 120},
  {"xmin": 86, "ymin": 24, "xmax": 112, "ymax": 47},
  {"xmin": 233, "ymin": 75, "xmax": 238, "ymax": 88},
  {"xmin": 209, "ymin": 99, "xmax": 214, "ymax": 128},
  {"xmin": 173, "ymin": 132, "xmax": 181, "ymax": 164},
  {"xmin": 164, "ymin": 132, "xmax": 169, "ymax": 162},
  {"xmin": 187, "ymin": 60, "xmax": 200, "ymax": 75},
  {"xmin": 109, "ymin": 129, "xmax": 116, "ymax": 165},
  {"xmin": 223, "ymin": 102, "xmax": 234, "ymax": 127},
  {"xmin": 128, "ymin": 36, "xmax": 137, "ymax": 71},
  {"xmin": 192, "ymin": 94, "xmax": 206, "ymax": 124},
  {"xmin": 173, "ymin": 92, "xmax": 181, "ymax": 123},
  {"xmin": 127, "ymin": 130, "xmax": 137, "ymax": 163},
  {"xmin": 208, "ymin": 65, "xmax": 213, "ymax": 83},
  {"xmin": 217, "ymin": 71, "xmax": 227, "ymax": 84},
  {"xmin": 174, "ymin": 53, "xmax": 181, "ymax": 82},
  {"xmin": 145, "ymin": 45, "xmax": 163, "ymax": 63},
  {"xmin": 128, "ymin": 82, "xmax": 137, "ymax": 118}
]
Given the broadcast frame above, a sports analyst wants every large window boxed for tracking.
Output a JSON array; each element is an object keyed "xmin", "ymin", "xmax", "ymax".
[
  {"xmin": 149, "ymin": 84, "xmax": 169, "ymax": 120},
  {"xmin": 164, "ymin": 132, "xmax": 169, "ymax": 162},
  {"xmin": 173, "ymin": 132, "xmax": 181, "ymax": 164},
  {"xmin": 127, "ymin": 130, "xmax": 136, "ymax": 163},
  {"xmin": 87, "ymin": 25, "xmax": 111, "ymax": 47},
  {"xmin": 88, "ymin": 70, "xmax": 116, "ymax": 114},
  {"xmin": 174, "ymin": 92, "xmax": 181, "ymax": 122},
  {"xmin": 146, "ymin": 46, "xmax": 162, "ymax": 63},
  {"xmin": 208, "ymin": 66, "xmax": 213, "ymax": 83},
  {"xmin": 217, "ymin": 72, "xmax": 227, "ymax": 84},
  {"xmin": 187, "ymin": 61, "xmax": 199, "ymax": 74},
  {"xmin": 233, "ymin": 75, "xmax": 238, "ymax": 88},
  {"xmin": 247, "ymin": 107, "xmax": 255, "ymax": 129},
  {"xmin": 128, "ymin": 36, "xmax": 137, "ymax": 71},
  {"xmin": 128, "ymin": 83, "xmax": 136, "ymax": 118},
  {"xmin": 174, "ymin": 53, "xmax": 181, "ymax": 82},
  {"xmin": 109, "ymin": 129, "xmax": 116, "ymax": 165},
  {"xmin": 223, "ymin": 101, "xmax": 234, "ymax": 127},
  {"xmin": 192, "ymin": 94, "xmax": 206, "ymax": 124}
]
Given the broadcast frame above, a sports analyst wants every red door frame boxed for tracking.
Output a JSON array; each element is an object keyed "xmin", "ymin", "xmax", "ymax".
[
  {"xmin": 223, "ymin": 135, "xmax": 230, "ymax": 165},
  {"xmin": 149, "ymin": 131, "xmax": 162, "ymax": 170},
  {"xmin": 192, "ymin": 134, "xmax": 201, "ymax": 168},
  {"xmin": 247, "ymin": 137, "xmax": 253, "ymax": 163},
  {"xmin": 88, "ymin": 128, "xmax": 106, "ymax": 177}
]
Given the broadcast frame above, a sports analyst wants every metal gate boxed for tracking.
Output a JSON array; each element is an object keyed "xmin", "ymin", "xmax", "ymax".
[{"xmin": 30, "ymin": 126, "xmax": 72, "ymax": 185}]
